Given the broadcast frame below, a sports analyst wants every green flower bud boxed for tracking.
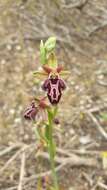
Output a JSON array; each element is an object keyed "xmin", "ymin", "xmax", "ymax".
[{"xmin": 45, "ymin": 37, "xmax": 56, "ymax": 52}]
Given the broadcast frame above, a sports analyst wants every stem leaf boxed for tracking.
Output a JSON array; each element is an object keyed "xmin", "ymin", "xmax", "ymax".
[
  {"xmin": 51, "ymin": 141, "xmax": 56, "ymax": 159},
  {"xmin": 45, "ymin": 124, "xmax": 50, "ymax": 142},
  {"xmin": 52, "ymin": 106, "xmax": 58, "ymax": 118}
]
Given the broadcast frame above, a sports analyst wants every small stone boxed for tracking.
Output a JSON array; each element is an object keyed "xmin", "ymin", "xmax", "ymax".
[
  {"xmin": 75, "ymin": 85, "xmax": 80, "ymax": 90},
  {"xmin": 14, "ymin": 118, "xmax": 21, "ymax": 124},
  {"xmin": 86, "ymin": 104, "xmax": 92, "ymax": 109},
  {"xmin": 6, "ymin": 44, "xmax": 12, "ymax": 51},
  {"xmin": 80, "ymin": 105, "xmax": 85, "ymax": 110},
  {"xmin": 72, "ymin": 57, "xmax": 76, "ymax": 63},
  {"xmin": 69, "ymin": 188, "xmax": 75, "ymax": 190},
  {"xmin": 69, "ymin": 129, "xmax": 75, "ymax": 135},
  {"xmin": 16, "ymin": 45, "xmax": 21, "ymax": 51},
  {"xmin": 32, "ymin": 134, "xmax": 36, "ymax": 140},
  {"xmin": 80, "ymin": 135, "xmax": 92, "ymax": 145},
  {"xmin": 1, "ymin": 59, "xmax": 6, "ymax": 65},
  {"xmin": 9, "ymin": 109, "xmax": 15, "ymax": 115},
  {"xmin": 27, "ymin": 47, "xmax": 33, "ymax": 52},
  {"xmin": 97, "ymin": 75, "xmax": 104, "ymax": 79},
  {"xmin": 97, "ymin": 60, "xmax": 107, "ymax": 65},
  {"xmin": 70, "ymin": 81, "xmax": 75, "ymax": 85},
  {"xmin": 80, "ymin": 100, "xmax": 85, "ymax": 105},
  {"xmin": 65, "ymin": 132, "xmax": 69, "ymax": 137},
  {"xmin": 24, "ymin": 134, "xmax": 29, "ymax": 141},
  {"xmin": 8, "ymin": 141, "xmax": 14, "ymax": 146}
]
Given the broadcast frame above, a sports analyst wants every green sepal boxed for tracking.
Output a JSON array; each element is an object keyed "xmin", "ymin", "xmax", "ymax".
[
  {"xmin": 47, "ymin": 53, "xmax": 58, "ymax": 69},
  {"xmin": 40, "ymin": 40, "xmax": 46, "ymax": 65},
  {"xmin": 45, "ymin": 37, "xmax": 56, "ymax": 52}
]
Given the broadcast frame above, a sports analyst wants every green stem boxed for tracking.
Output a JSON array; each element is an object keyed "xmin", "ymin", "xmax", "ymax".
[{"xmin": 47, "ymin": 110, "xmax": 59, "ymax": 190}]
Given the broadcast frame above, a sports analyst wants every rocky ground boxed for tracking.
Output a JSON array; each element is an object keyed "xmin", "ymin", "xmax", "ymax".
[{"xmin": 0, "ymin": 0, "xmax": 107, "ymax": 189}]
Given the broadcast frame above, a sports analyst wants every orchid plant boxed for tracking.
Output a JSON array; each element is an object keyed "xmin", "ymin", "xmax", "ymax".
[{"xmin": 24, "ymin": 37, "xmax": 69, "ymax": 190}]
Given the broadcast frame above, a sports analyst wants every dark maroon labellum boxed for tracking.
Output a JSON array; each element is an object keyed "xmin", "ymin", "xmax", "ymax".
[
  {"xmin": 42, "ymin": 76, "xmax": 66, "ymax": 104},
  {"xmin": 24, "ymin": 102, "xmax": 38, "ymax": 120}
]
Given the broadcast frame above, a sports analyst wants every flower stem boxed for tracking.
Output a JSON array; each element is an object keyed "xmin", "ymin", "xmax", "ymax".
[{"xmin": 47, "ymin": 110, "xmax": 59, "ymax": 190}]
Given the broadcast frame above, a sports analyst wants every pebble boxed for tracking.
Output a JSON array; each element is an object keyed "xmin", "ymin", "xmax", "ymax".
[
  {"xmin": 14, "ymin": 118, "xmax": 21, "ymax": 124},
  {"xmin": 97, "ymin": 74, "xmax": 104, "ymax": 79},
  {"xmin": 69, "ymin": 128, "xmax": 75, "ymax": 135},
  {"xmin": 69, "ymin": 188, "xmax": 75, "ymax": 190},
  {"xmin": 9, "ymin": 109, "xmax": 15, "ymax": 115},
  {"xmin": 27, "ymin": 47, "xmax": 33, "ymax": 52},
  {"xmin": 15, "ymin": 45, "xmax": 22, "ymax": 51},
  {"xmin": 79, "ymin": 135, "xmax": 92, "ymax": 145},
  {"xmin": 70, "ymin": 81, "xmax": 75, "ymax": 85},
  {"xmin": 80, "ymin": 105, "xmax": 85, "ymax": 110},
  {"xmin": 75, "ymin": 85, "xmax": 80, "ymax": 90},
  {"xmin": 6, "ymin": 44, "xmax": 12, "ymax": 51},
  {"xmin": 80, "ymin": 100, "xmax": 85, "ymax": 105},
  {"xmin": 1, "ymin": 59, "xmax": 6, "ymax": 65},
  {"xmin": 71, "ymin": 57, "xmax": 76, "ymax": 63},
  {"xmin": 86, "ymin": 104, "xmax": 92, "ymax": 109},
  {"xmin": 65, "ymin": 132, "xmax": 69, "ymax": 138},
  {"xmin": 97, "ymin": 60, "xmax": 107, "ymax": 65},
  {"xmin": 23, "ymin": 134, "xmax": 29, "ymax": 141}
]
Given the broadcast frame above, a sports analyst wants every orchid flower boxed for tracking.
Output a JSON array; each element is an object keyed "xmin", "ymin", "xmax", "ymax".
[
  {"xmin": 34, "ymin": 52, "xmax": 69, "ymax": 104},
  {"xmin": 24, "ymin": 97, "xmax": 49, "ymax": 122}
]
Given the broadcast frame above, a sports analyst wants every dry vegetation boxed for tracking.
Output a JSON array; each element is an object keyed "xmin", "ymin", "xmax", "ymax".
[{"xmin": 0, "ymin": 0, "xmax": 107, "ymax": 189}]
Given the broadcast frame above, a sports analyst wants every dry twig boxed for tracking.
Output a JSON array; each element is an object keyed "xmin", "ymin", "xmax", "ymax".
[
  {"xmin": 0, "ymin": 145, "xmax": 29, "ymax": 174},
  {"xmin": 86, "ymin": 111, "xmax": 107, "ymax": 140},
  {"xmin": 0, "ymin": 149, "xmax": 22, "ymax": 174},
  {"xmin": 36, "ymin": 151, "xmax": 98, "ymax": 167},
  {"xmin": 23, "ymin": 162, "xmax": 66, "ymax": 184},
  {"xmin": 4, "ymin": 186, "xmax": 17, "ymax": 190},
  {"xmin": 61, "ymin": 0, "xmax": 88, "ymax": 9},
  {"xmin": 82, "ymin": 172, "xmax": 93, "ymax": 186},
  {"xmin": 98, "ymin": 182, "xmax": 107, "ymax": 190},
  {"xmin": 17, "ymin": 152, "xmax": 26, "ymax": 190},
  {"xmin": 0, "ymin": 143, "xmax": 23, "ymax": 157},
  {"xmin": 97, "ymin": 80, "xmax": 107, "ymax": 87}
]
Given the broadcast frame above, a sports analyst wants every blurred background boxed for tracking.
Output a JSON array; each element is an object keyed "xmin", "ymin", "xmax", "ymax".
[{"xmin": 0, "ymin": 0, "xmax": 107, "ymax": 189}]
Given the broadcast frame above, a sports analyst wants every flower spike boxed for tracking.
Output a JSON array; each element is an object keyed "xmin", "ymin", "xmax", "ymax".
[{"xmin": 23, "ymin": 37, "xmax": 69, "ymax": 189}]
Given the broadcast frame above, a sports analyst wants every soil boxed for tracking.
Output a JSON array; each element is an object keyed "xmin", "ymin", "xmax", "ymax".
[{"xmin": 0, "ymin": 0, "xmax": 107, "ymax": 190}]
